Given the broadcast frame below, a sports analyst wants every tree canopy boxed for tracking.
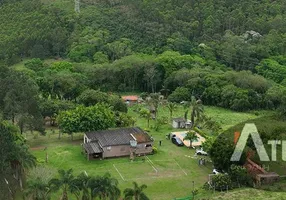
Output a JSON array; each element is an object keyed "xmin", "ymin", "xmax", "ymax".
[{"xmin": 57, "ymin": 104, "xmax": 115, "ymax": 135}]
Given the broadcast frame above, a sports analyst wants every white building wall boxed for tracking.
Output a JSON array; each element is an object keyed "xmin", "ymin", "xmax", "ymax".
[{"xmin": 172, "ymin": 121, "xmax": 178, "ymax": 128}]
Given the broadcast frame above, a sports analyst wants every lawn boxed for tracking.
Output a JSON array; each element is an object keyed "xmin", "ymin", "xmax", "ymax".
[
  {"xmin": 130, "ymin": 103, "xmax": 271, "ymax": 131},
  {"xmin": 202, "ymin": 187, "xmax": 286, "ymax": 200},
  {"xmin": 25, "ymin": 104, "xmax": 273, "ymax": 200},
  {"xmin": 28, "ymin": 131, "xmax": 212, "ymax": 200}
]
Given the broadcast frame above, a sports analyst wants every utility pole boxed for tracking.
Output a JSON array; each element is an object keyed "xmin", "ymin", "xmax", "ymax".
[
  {"xmin": 75, "ymin": 0, "xmax": 80, "ymax": 13},
  {"xmin": 192, "ymin": 181, "xmax": 195, "ymax": 200}
]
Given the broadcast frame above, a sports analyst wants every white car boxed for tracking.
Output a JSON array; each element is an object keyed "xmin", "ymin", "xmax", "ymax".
[
  {"xmin": 196, "ymin": 149, "xmax": 208, "ymax": 156},
  {"xmin": 212, "ymin": 169, "xmax": 220, "ymax": 175}
]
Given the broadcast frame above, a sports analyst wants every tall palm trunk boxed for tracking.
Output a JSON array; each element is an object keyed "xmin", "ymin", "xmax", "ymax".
[
  {"xmin": 62, "ymin": 189, "xmax": 68, "ymax": 200},
  {"xmin": 191, "ymin": 110, "xmax": 195, "ymax": 128}
]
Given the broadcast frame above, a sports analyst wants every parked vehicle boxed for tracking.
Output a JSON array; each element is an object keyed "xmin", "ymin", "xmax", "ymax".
[
  {"xmin": 171, "ymin": 136, "xmax": 184, "ymax": 146},
  {"xmin": 212, "ymin": 169, "xmax": 220, "ymax": 175},
  {"xmin": 196, "ymin": 149, "xmax": 208, "ymax": 156}
]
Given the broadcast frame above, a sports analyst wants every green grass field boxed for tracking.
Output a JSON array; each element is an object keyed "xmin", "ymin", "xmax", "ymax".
[
  {"xmin": 28, "ymin": 132, "xmax": 212, "ymax": 200},
  {"xmin": 25, "ymin": 104, "xmax": 281, "ymax": 199}
]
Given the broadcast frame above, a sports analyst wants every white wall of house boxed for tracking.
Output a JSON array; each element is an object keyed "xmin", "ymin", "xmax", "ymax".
[
  {"xmin": 173, "ymin": 121, "xmax": 186, "ymax": 128},
  {"xmin": 172, "ymin": 121, "xmax": 179, "ymax": 128},
  {"xmin": 84, "ymin": 134, "xmax": 91, "ymax": 144}
]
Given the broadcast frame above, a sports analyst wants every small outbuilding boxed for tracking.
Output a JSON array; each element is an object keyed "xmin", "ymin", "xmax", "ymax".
[
  {"xmin": 122, "ymin": 95, "xmax": 139, "ymax": 105},
  {"xmin": 172, "ymin": 118, "xmax": 186, "ymax": 129},
  {"xmin": 172, "ymin": 118, "xmax": 192, "ymax": 129},
  {"xmin": 244, "ymin": 158, "xmax": 280, "ymax": 186},
  {"xmin": 83, "ymin": 127, "xmax": 153, "ymax": 160}
]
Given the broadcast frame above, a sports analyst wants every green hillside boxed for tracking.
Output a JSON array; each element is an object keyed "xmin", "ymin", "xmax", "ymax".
[{"xmin": 1, "ymin": 0, "xmax": 286, "ymax": 199}]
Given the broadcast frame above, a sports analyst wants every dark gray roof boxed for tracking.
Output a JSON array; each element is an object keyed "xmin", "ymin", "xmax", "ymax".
[
  {"xmin": 85, "ymin": 127, "xmax": 152, "ymax": 147},
  {"xmin": 83, "ymin": 142, "xmax": 102, "ymax": 154},
  {"xmin": 173, "ymin": 118, "xmax": 186, "ymax": 122}
]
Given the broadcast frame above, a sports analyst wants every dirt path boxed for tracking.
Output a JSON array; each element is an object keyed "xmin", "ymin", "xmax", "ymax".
[{"xmin": 30, "ymin": 146, "xmax": 46, "ymax": 151}]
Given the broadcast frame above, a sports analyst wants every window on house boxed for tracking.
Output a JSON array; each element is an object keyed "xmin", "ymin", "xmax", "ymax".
[
  {"xmin": 145, "ymin": 144, "xmax": 152, "ymax": 148},
  {"xmin": 107, "ymin": 146, "xmax": 111, "ymax": 151}
]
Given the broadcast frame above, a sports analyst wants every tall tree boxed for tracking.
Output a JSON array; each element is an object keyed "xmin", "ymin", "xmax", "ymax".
[
  {"xmin": 88, "ymin": 173, "xmax": 120, "ymax": 200},
  {"xmin": 49, "ymin": 169, "xmax": 75, "ymax": 200},
  {"xmin": 183, "ymin": 131, "xmax": 199, "ymax": 148},
  {"xmin": 0, "ymin": 67, "xmax": 43, "ymax": 133},
  {"xmin": 72, "ymin": 172, "xmax": 90, "ymax": 200},
  {"xmin": 123, "ymin": 182, "xmax": 149, "ymax": 200},
  {"xmin": 146, "ymin": 93, "xmax": 162, "ymax": 119},
  {"xmin": 190, "ymin": 96, "xmax": 204, "ymax": 128},
  {"xmin": 57, "ymin": 104, "xmax": 115, "ymax": 139},
  {"xmin": 0, "ymin": 121, "xmax": 36, "ymax": 199},
  {"xmin": 139, "ymin": 108, "xmax": 151, "ymax": 128},
  {"xmin": 11, "ymin": 144, "xmax": 36, "ymax": 189},
  {"xmin": 24, "ymin": 178, "xmax": 51, "ymax": 200},
  {"xmin": 166, "ymin": 102, "xmax": 177, "ymax": 121},
  {"xmin": 183, "ymin": 101, "xmax": 190, "ymax": 121}
]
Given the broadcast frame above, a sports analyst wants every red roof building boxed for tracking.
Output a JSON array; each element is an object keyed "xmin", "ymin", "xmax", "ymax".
[{"xmin": 122, "ymin": 95, "xmax": 138, "ymax": 101}]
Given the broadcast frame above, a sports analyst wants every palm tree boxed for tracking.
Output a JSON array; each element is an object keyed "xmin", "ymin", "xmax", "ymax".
[
  {"xmin": 201, "ymin": 114, "xmax": 221, "ymax": 132},
  {"xmin": 49, "ymin": 169, "xmax": 76, "ymax": 200},
  {"xmin": 183, "ymin": 101, "xmax": 190, "ymax": 121},
  {"xmin": 184, "ymin": 131, "xmax": 199, "ymax": 148},
  {"xmin": 72, "ymin": 172, "xmax": 90, "ymax": 200},
  {"xmin": 88, "ymin": 173, "xmax": 120, "ymax": 200},
  {"xmin": 190, "ymin": 96, "xmax": 204, "ymax": 128},
  {"xmin": 146, "ymin": 93, "xmax": 161, "ymax": 118},
  {"xmin": 24, "ymin": 177, "xmax": 51, "ymax": 200},
  {"xmin": 139, "ymin": 108, "xmax": 151, "ymax": 128},
  {"xmin": 124, "ymin": 182, "xmax": 149, "ymax": 200},
  {"xmin": 166, "ymin": 102, "xmax": 177, "ymax": 121},
  {"xmin": 12, "ymin": 144, "xmax": 37, "ymax": 189}
]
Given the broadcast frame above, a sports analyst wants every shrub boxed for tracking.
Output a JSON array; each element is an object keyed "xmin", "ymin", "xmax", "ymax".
[
  {"xmin": 24, "ymin": 58, "xmax": 45, "ymax": 71},
  {"xmin": 229, "ymin": 164, "xmax": 252, "ymax": 187},
  {"xmin": 152, "ymin": 146, "xmax": 158, "ymax": 154},
  {"xmin": 115, "ymin": 112, "xmax": 135, "ymax": 127},
  {"xmin": 33, "ymin": 132, "xmax": 39, "ymax": 139},
  {"xmin": 211, "ymin": 174, "xmax": 232, "ymax": 191}
]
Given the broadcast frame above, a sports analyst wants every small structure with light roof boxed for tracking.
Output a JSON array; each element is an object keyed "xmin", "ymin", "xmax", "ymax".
[{"xmin": 122, "ymin": 95, "xmax": 139, "ymax": 105}]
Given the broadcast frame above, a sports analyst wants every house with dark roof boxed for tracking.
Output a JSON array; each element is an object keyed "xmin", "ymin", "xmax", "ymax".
[{"xmin": 83, "ymin": 127, "xmax": 153, "ymax": 160}]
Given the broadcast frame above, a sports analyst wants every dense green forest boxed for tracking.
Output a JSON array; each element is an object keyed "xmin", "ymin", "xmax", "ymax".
[
  {"xmin": 1, "ymin": 0, "xmax": 286, "ymax": 64},
  {"xmin": 0, "ymin": 0, "xmax": 285, "ymax": 121}
]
